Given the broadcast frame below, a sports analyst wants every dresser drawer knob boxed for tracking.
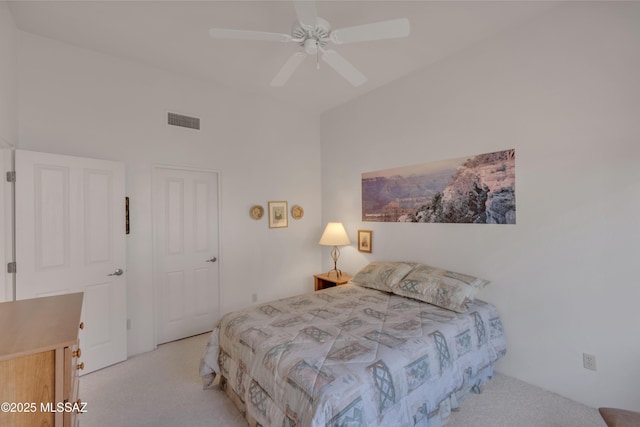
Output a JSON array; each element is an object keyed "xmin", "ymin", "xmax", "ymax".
[
  {"xmin": 72, "ymin": 348, "xmax": 81, "ymax": 358},
  {"xmin": 79, "ymin": 322, "xmax": 84, "ymax": 330},
  {"xmin": 77, "ymin": 362, "xmax": 85, "ymax": 370}
]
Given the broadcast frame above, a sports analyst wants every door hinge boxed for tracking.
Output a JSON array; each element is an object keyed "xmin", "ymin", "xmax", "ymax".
[
  {"xmin": 7, "ymin": 262, "xmax": 16, "ymax": 273},
  {"xmin": 6, "ymin": 171, "xmax": 16, "ymax": 182}
]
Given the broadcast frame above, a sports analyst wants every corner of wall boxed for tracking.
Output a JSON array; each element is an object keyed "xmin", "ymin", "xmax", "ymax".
[{"xmin": 0, "ymin": 1, "xmax": 19, "ymax": 149}]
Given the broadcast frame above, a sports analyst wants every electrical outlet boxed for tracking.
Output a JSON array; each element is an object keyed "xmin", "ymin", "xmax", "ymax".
[
  {"xmin": 252, "ymin": 293, "xmax": 258, "ymax": 303},
  {"xmin": 583, "ymin": 353, "xmax": 597, "ymax": 371}
]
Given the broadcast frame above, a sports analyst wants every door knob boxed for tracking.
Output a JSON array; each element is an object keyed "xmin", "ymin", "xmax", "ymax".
[
  {"xmin": 108, "ymin": 268, "xmax": 124, "ymax": 276},
  {"xmin": 206, "ymin": 257, "xmax": 217, "ymax": 263}
]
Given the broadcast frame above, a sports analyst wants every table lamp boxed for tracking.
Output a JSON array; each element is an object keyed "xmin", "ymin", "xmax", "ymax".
[{"xmin": 319, "ymin": 222, "xmax": 351, "ymax": 278}]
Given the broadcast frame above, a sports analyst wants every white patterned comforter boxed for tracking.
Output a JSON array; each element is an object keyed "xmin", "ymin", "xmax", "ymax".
[{"xmin": 200, "ymin": 284, "xmax": 507, "ymax": 427}]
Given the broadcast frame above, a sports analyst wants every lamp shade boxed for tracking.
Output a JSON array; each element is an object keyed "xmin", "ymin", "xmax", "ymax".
[{"xmin": 319, "ymin": 222, "xmax": 351, "ymax": 246}]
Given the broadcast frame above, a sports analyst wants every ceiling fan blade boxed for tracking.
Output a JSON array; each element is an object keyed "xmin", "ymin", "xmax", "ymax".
[
  {"xmin": 321, "ymin": 49, "xmax": 367, "ymax": 87},
  {"xmin": 330, "ymin": 18, "xmax": 410, "ymax": 45},
  {"xmin": 293, "ymin": 0, "xmax": 318, "ymax": 29},
  {"xmin": 270, "ymin": 51, "xmax": 308, "ymax": 86},
  {"xmin": 209, "ymin": 28, "xmax": 292, "ymax": 43}
]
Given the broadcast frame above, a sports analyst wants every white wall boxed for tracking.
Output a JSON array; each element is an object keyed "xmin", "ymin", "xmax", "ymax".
[
  {"xmin": 0, "ymin": 1, "xmax": 17, "ymax": 148},
  {"xmin": 17, "ymin": 32, "xmax": 323, "ymax": 356},
  {"xmin": 0, "ymin": 2, "xmax": 18, "ymax": 303},
  {"xmin": 321, "ymin": 2, "xmax": 640, "ymax": 412}
]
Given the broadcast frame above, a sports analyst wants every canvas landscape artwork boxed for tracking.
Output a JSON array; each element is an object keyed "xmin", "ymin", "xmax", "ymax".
[{"xmin": 362, "ymin": 149, "xmax": 516, "ymax": 224}]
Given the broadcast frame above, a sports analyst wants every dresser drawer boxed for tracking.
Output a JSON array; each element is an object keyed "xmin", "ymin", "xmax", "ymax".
[
  {"xmin": 63, "ymin": 376, "xmax": 80, "ymax": 427},
  {"xmin": 63, "ymin": 344, "xmax": 81, "ymax": 398}
]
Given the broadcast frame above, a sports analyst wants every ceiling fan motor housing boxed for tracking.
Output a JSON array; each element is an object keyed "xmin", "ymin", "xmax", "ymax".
[{"xmin": 293, "ymin": 17, "xmax": 330, "ymax": 54}]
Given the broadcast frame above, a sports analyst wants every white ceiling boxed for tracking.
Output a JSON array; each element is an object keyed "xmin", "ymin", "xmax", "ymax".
[{"xmin": 8, "ymin": 1, "xmax": 561, "ymax": 114}]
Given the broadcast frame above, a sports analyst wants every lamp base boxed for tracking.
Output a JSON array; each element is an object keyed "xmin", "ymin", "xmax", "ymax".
[
  {"xmin": 327, "ymin": 246, "xmax": 342, "ymax": 278},
  {"xmin": 326, "ymin": 268, "xmax": 343, "ymax": 278}
]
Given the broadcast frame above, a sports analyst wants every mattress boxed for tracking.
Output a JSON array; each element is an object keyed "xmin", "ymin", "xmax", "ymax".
[{"xmin": 200, "ymin": 284, "xmax": 507, "ymax": 427}]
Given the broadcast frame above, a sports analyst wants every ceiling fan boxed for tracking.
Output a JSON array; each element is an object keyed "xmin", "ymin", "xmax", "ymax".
[{"xmin": 209, "ymin": 1, "xmax": 410, "ymax": 87}]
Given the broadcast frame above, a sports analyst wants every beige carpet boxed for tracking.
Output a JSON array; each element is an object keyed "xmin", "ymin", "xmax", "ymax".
[{"xmin": 80, "ymin": 333, "xmax": 606, "ymax": 427}]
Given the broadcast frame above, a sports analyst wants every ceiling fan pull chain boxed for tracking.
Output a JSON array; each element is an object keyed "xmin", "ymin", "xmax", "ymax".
[{"xmin": 317, "ymin": 49, "xmax": 320, "ymax": 70}]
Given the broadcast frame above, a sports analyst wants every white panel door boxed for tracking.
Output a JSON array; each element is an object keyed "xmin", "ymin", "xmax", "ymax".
[
  {"xmin": 15, "ymin": 149, "xmax": 126, "ymax": 374},
  {"xmin": 153, "ymin": 166, "xmax": 220, "ymax": 345}
]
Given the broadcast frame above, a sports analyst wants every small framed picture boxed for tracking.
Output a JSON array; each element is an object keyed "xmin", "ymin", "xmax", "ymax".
[
  {"xmin": 125, "ymin": 197, "xmax": 130, "ymax": 235},
  {"xmin": 268, "ymin": 201, "xmax": 288, "ymax": 228},
  {"xmin": 358, "ymin": 230, "xmax": 372, "ymax": 253}
]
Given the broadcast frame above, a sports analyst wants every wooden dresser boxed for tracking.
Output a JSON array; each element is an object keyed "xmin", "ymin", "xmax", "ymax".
[{"xmin": 0, "ymin": 293, "xmax": 84, "ymax": 427}]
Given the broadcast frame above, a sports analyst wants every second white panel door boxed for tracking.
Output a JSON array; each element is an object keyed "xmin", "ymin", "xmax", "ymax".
[{"xmin": 153, "ymin": 166, "xmax": 220, "ymax": 345}]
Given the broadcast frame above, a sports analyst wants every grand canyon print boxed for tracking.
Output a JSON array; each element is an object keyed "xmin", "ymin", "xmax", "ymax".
[{"xmin": 362, "ymin": 149, "xmax": 515, "ymax": 224}]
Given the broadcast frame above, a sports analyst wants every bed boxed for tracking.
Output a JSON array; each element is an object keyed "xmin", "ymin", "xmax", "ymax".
[{"xmin": 200, "ymin": 262, "xmax": 507, "ymax": 427}]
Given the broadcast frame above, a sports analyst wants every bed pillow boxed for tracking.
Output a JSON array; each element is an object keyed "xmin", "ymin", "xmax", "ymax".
[
  {"xmin": 351, "ymin": 261, "xmax": 415, "ymax": 293},
  {"xmin": 390, "ymin": 264, "xmax": 489, "ymax": 313}
]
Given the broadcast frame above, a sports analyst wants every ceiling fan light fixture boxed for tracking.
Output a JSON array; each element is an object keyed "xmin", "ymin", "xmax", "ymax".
[{"xmin": 304, "ymin": 39, "xmax": 318, "ymax": 55}]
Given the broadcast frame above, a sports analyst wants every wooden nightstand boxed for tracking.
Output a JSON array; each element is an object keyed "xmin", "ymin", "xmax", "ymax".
[{"xmin": 314, "ymin": 272, "xmax": 353, "ymax": 291}]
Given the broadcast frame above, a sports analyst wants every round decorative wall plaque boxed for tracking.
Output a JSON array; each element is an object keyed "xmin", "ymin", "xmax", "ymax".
[
  {"xmin": 250, "ymin": 205, "xmax": 264, "ymax": 220},
  {"xmin": 291, "ymin": 205, "xmax": 304, "ymax": 220}
]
